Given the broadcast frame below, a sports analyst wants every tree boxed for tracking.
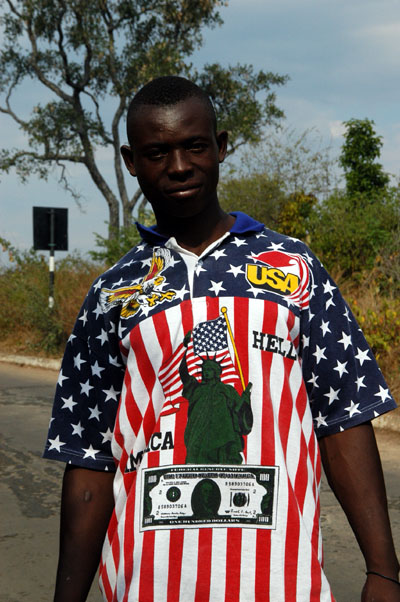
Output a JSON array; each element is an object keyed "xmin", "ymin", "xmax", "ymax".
[
  {"xmin": 0, "ymin": 0, "xmax": 288, "ymax": 237},
  {"xmin": 339, "ymin": 118, "xmax": 390, "ymax": 196},
  {"xmin": 218, "ymin": 127, "xmax": 334, "ymax": 235}
]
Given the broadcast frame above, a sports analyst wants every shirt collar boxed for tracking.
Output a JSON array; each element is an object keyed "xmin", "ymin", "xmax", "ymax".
[{"xmin": 135, "ymin": 211, "xmax": 264, "ymax": 245}]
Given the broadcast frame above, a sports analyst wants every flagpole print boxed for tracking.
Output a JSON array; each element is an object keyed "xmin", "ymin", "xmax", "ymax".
[
  {"xmin": 158, "ymin": 312, "xmax": 240, "ymax": 417},
  {"xmin": 221, "ymin": 305, "xmax": 245, "ymax": 391}
]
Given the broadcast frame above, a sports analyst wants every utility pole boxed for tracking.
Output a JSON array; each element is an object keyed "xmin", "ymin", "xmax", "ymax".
[{"xmin": 33, "ymin": 207, "xmax": 68, "ymax": 309}]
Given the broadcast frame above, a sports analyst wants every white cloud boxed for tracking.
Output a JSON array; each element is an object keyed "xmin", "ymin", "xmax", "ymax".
[{"xmin": 329, "ymin": 121, "xmax": 346, "ymax": 140}]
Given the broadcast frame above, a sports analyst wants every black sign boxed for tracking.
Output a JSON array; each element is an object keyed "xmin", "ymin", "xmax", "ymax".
[{"xmin": 33, "ymin": 207, "xmax": 68, "ymax": 251}]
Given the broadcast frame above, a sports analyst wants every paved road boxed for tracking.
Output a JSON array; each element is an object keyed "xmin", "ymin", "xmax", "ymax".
[{"xmin": 0, "ymin": 361, "xmax": 399, "ymax": 601}]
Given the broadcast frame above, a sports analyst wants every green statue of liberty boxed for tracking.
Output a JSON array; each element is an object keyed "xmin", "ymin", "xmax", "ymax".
[{"xmin": 179, "ymin": 330, "xmax": 253, "ymax": 465}]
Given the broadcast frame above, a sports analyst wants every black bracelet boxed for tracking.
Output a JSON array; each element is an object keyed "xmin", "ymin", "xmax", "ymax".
[{"xmin": 366, "ymin": 570, "xmax": 400, "ymax": 586}]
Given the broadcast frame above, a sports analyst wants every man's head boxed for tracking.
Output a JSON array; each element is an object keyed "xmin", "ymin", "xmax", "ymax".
[
  {"xmin": 126, "ymin": 76, "xmax": 217, "ymax": 147},
  {"xmin": 120, "ymin": 76, "xmax": 228, "ymax": 223}
]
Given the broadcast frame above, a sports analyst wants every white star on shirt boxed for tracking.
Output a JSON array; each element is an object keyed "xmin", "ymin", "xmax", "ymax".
[
  {"xmin": 195, "ymin": 262, "xmax": 206, "ymax": 276},
  {"xmin": 302, "ymin": 251, "xmax": 314, "ymax": 265},
  {"xmin": 71, "ymin": 421, "xmax": 85, "ymax": 437},
  {"xmin": 268, "ymin": 241, "xmax": 285, "ymax": 251},
  {"xmin": 355, "ymin": 347, "xmax": 371, "ymax": 366},
  {"xmin": 374, "ymin": 385, "xmax": 391, "ymax": 403},
  {"xmin": 57, "ymin": 370, "xmax": 69, "ymax": 387},
  {"xmin": 73, "ymin": 352, "xmax": 87, "ymax": 370},
  {"xmin": 355, "ymin": 375, "xmax": 367, "ymax": 391},
  {"xmin": 80, "ymin": 379, "xmax": 94, "ymax": 396},
  {"xmin": 231, "ymin": 237, "xmax": 247, "ymax": 247},
  {"xmin": 247, "ymin": 285, "xmax": 264, "ymax": 298},
  {"xmin": 135, "ymin": 244, "xmax": 145, "ymax": 253},
  {"xmin": 100, "ymin": 428, "xmax": 113, "ymax": 443},
  {"xmin": 102, "ymin": 385, "xmax": 120, "ymax": 402},
  {"xmin": 112, "ymin": 277, "xmax": 125, "ymax": 288},
  {"xmin": 91, "ymin": 360, "xmax": 105, "ymax": 378},
  {"xmin": 313, "ymin": 345, "xmax": 327, "ymax": 364},
  {"xmin": 227, "ymin": 264, "xmax": 245, "ymax": 277},
  {"xmin": 325, "ymin": 297, "xmax": 336, "ymax": 310},
  {"xmin": 109, "ymin": 354, "xmax": 122, "ymax": 368},
  {"xmin": 78, "ymin": 309, "xmax": 88, "ymax": 326},
  {"xmin": 302, "ymin": 334, "xmax": 310, "ymax": 349},
  {"xmin": 141, "ymin": 257, "xmax": 153, "ymax": 268},
  {"xmin": 88, "ymin": 404, "xmax": 102, "ymax": 421},
  {"xmin": 48, "ymin": 435, "xmax": 66, "ymax": 452},
  {"xmin": 333, "ymin": 360, "xmax": 348, "ymax": 378},
  {"xmin": 93, "ymin": 277, "xmax": 106, "ymax": 291},
  {"xmin": 320, "ymin": 320, "xmax": 331, "ymax": 337},
  {"xmin": 208, "ymin": 280, "xmax": 226, "ymax": 295},
  {"xmin": 92, "ymin": 303, "xmax": 102, "ymax": 319},
  {"xmin": 175, "ymin": 284, "xmax": 189, "ymax": 301},
  {"xmin": 109, "ymin": 321, "xmax": 117, "ymax": 334},
  {"xmin": 315, "ymin": 412, "xmax": 328, "ymax": 428},
  {"xmin": 68, "ymin": 333, "xmax": 76, "ymax": 344},
  {"xmin": 96, "ymin": 329, "xmax": 108, "ymax": 346},
  {"xmin": 323, "ymin": 280, "xmax": 336, "ymax": 295},
  {"xmin": 61, "ymin": 395, "xmax": 77, "ymax": 412},
  {"xmin": 338, "ymin": 331, "xmax": 352, "ymax": 350},
  {"xmin": 343, "ymin": 306, "xmax": 352, "ymax": 322},
  {"xmin": 324, "ymin": 387, "xmax": 340, "ymax": 405},
  {"xmin": 82, "ymin": 444, "xmax": 100, "ymax": 460},
  {"xmin": 345, "ymin": 400, "xmax": 361, "ymax": 417},
  {"xmin": 210, "ymin": 249, "xmax": 227, "ymax": 260},
  {"xmin": 308, "ymin": 372, "xmax": 319, "ymax": 388},
  {"xmin": 165, "ymin": 255, "xmax": 181, "ymax": 269}
]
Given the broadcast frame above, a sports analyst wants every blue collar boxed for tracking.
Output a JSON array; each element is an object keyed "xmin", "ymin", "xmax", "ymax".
[{"xmin": 135, "ymin": 211, "xmax": 264, "ymax": 245}]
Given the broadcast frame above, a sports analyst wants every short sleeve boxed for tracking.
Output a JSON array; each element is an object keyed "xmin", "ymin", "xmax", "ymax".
[
  {"xmin": 300, "ymin": 253, "xmax": 397, "ymax": 438},
  {"xmin": 43, "ymin": 275, "xmax": 126, "ymax": 471}
]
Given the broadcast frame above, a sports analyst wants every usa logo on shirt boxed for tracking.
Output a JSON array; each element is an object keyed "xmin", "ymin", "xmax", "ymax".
[{"xmin": 246, "ymin": 250, "xmax": 311, "ymax": 308}]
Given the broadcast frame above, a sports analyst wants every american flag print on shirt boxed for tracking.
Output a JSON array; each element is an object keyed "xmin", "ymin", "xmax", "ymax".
[
  {"xmin": 159, "ymin": 314, "xmax": 241, "ymax": 418},
  {"xmin": 43, "ymin": 212, "xmax": 397, "ymax": 601}
]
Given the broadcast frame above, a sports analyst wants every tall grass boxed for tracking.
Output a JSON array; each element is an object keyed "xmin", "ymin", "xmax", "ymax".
[{"xmin": 0, "ymin": 242, "xmax": 102, "ymax": 356}]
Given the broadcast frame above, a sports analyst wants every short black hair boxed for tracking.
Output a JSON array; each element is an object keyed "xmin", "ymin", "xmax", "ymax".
[{"xmin": 126, "ymin": 76, "xmax": 217, "ymax": 144}]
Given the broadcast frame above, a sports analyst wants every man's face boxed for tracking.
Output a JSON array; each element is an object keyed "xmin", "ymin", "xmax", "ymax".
[{"xmin": 121, "ymin": 98, "xmax": 227, "ymax": 221}]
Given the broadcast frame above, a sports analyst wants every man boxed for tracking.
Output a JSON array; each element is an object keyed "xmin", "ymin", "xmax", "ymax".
[{"xmin": 44, "ymin": 76, "xmax": 399, "ymax": 601}]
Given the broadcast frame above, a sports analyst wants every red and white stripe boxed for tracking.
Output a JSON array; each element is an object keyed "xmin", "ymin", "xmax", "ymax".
[{"xmin": 99, "ymin": 296, "xmax": 334, "ymax": 601}]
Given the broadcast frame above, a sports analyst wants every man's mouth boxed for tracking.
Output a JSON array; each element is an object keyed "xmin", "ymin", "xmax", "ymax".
[{"xmin": 165, "ymin": 184, "xmax": 201, "ymax": 198}]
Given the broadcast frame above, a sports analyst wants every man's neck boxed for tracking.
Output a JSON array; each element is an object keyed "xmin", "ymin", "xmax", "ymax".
[{"xmin": 154, "ymin": 206, "xmax": 235, "ymax": 256}]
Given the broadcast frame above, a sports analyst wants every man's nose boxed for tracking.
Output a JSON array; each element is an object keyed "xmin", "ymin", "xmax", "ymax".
[{"xmin": 168, "ymin": 149, "xmax": 192, "ymax": 178}]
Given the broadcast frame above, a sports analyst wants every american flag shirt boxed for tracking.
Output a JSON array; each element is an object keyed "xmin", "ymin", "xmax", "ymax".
[{"xmin": 44, "ymin": 211, "xmax": 396, "ymax": 602}]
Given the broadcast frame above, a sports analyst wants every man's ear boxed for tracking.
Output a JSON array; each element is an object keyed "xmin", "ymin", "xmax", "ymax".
[
  {"xmin": 216, "ymin": 130, "xmax": 228, "ymax": 163},
  {"xmin": 120, "ymin": 145, "xmax": 136, "ymax": 176}
]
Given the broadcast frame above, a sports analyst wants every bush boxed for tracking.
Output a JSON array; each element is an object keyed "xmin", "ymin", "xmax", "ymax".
[
  {"xmin": 0, "ymin": 239, "xmax": 102, "ymax": 355},
  {"xmin": 308, "ymin": 189, "xmax": 399, "ymax": 277}
]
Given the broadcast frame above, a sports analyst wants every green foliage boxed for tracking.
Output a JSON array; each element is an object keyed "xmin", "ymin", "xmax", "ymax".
[
  {"xmin": 219, "ymin": 173, "xmax": 287, "ymax": 228},
  {"xmin": 277, "ymin": 192, "xmax": 317, "ymax": 240},
  {"xmin": 340, "ymin": 118, "xmax": 390, "ymax": 196},
  {"xmin": 219, "ymin": 128, "xmax": 334, "ymax": 236},
  {"xmin": 0, "ymin": 239, "xmax": 101, "ymax": 355},
  {"xmin": 90, "ymin": 208, "xmax": 155, "ymax": 266},
  {"xmin": 308, "ymin": 188, "xmax": 400, "ymax": 277},
  {"xmin": 0, "ymin": 0, "xmax": 287, "ymax": 234}
]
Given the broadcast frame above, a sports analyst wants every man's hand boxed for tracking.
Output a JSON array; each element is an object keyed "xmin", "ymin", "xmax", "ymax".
[{"xmin": 361, "ymin": 573, "xmax": 400, "ymax": 601}]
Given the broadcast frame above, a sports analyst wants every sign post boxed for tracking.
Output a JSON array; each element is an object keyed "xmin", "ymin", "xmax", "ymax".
[{"xmin": 33, "ymin": 207, "xmax": 68, "ymax": 309}]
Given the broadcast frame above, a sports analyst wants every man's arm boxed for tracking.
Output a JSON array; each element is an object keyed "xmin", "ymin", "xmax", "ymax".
[
  {"xmin": 319, "ymin": 422, "xmax": 400, "ymax": 602},
  {"xmin": 53, "ymin": 465, "xmax": 115, "ymax": 602}
]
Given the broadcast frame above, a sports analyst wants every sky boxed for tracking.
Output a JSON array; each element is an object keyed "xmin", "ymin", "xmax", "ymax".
[{"xmin": 1, "ymin": 0, "xmax": 400, "ymax": 263}]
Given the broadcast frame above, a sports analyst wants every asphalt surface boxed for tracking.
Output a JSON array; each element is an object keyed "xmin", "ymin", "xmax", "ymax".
[{"xmin": 0, "ymin": 361, "xmax": 399, "ymax": 602}]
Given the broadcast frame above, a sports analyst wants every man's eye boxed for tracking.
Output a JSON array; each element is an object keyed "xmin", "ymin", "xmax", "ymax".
[
  {"xmin": 189, "ymin": 143, "xmax": 207, "ymax": 153},
  {"xmin": 146, "ymin": 149, "xmax": 166, "ymax": 160}
]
